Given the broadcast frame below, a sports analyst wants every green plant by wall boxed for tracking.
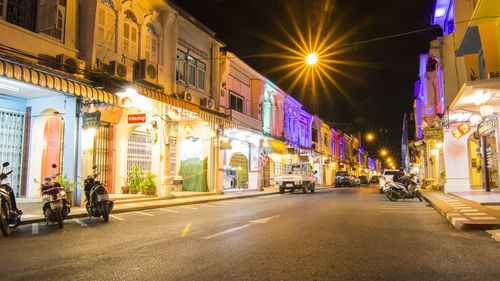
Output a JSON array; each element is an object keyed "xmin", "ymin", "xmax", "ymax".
[
  {"xmin": 127, "ymin": 164, "xmax": 144, "ymax": 194},
  {"xmin": 140, "ymin": 172, "xmax": 157, "ymax": 195},
  {"xmin": 56, "ymin": 174, "xmax": 77, "ymax": 192}
]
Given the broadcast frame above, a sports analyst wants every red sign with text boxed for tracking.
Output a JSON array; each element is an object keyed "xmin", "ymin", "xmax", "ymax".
[{"xmin": 128, "ymin": 113, "xmax": 146, "ymax": 124}]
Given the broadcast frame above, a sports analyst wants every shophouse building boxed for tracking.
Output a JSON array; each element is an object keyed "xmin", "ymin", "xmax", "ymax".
[
  {"xmin": 413, "ymin": 0, "xmax": 500, "ymax": 193},
  {"xmin": 218, "ymin": 52, "xmax": 265, "ymax": 191},
  {"xmin": 0, "ymin": 0, "xmax": 119, "ymax": 201},
  {"xmin": 77, "ymin": 0, "xmax": 226, "ymax": 202}
]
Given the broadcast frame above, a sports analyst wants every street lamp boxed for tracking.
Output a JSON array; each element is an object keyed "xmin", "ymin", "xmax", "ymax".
[
  {"xmin": 366, "ymin": 133, "xmax": 374, "ymax": 141},
  {"xmin": 306, "ymin": 53, "xmax": 318, "ymax": 65},
  {"xmin": 380, "ymin": 149, "xmax": 387, "ymax": 156}
]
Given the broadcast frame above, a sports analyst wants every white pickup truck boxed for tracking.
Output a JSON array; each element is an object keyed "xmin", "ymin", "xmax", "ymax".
[{"xmin": 274, "ymin": 163, "xmax": 316, "ymax": 194}]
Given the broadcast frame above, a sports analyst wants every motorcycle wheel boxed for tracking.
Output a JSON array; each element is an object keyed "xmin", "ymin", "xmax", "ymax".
[
  {"xmin": 102, "ymin": 202, "xmax": 109, "ymax": 222},
  {"xmin": 0, "ymin": 200, "xmax": 10, "ymax": 237},
  {"xmin": 56, "ymin": 210, "xmax": 63, "ymax": 228},
  {"xmin": 386, "ymin": 190, "xmax": 399, "ymax": 202},
  {"xmin": 311, "ymin": 182, "xmax": 315, "ymax": 193},
  {"xmin": 279, "ymin": 187, "xmax": 284, "ymax": 194},
  {"xmin": 416, "ymin": 190, "xmax": 423, "ymax": 202},
  {"xmin": 302, "ymin": 184, "xmax": 307, "ymax": 194}
]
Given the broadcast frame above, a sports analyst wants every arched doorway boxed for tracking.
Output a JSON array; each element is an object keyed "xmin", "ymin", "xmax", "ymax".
[
  {"xmin": 229, "ymin": 152, "xmax": 248, "ymax": 189},
  {"xmin": 41, "ymin": 115, "xmax": 64, "ymax": 180}
]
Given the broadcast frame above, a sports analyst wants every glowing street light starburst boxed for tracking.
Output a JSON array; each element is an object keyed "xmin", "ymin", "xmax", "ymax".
[{"xmin": 306, "ymin": 53, "xmax": 318, "ymax": 65}]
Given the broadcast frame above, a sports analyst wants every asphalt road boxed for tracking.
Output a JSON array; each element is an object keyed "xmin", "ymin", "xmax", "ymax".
[{"xmin": 1, "ymin": 186, "xmax": 499, "ymax": 281}]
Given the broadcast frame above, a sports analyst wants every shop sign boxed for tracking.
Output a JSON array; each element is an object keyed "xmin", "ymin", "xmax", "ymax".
[
  {"xmin": 299, "ymin": 155, "xmax": 309, "ymax": 162},
  {"xmin": 98, "ymin": 106, "xmax": 123, "ymax": 124},
  {"xmin": 82, "ymin": 111, "xmax": 101, "ymax": 130},
  {"xmin": 270, "ymin": 141, "xmax": 286, "ymax": 155},
  {"xmin": 128, "ymin": 113, "xmax": 146, "ymax": 124},
  {"xmin": 479, "ymin": 116, "xmax": 498, "ymax": 134},
  {"xmin": 422, "ymin": 104, "xmax": 435, "ymax": 125},
  {"xmin": 423, "ymin": 127, "xmax": 443, "ymax": 140}
]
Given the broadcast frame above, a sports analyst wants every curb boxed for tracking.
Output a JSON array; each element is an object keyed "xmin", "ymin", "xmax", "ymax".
[
  {"xmin": 19, "ymin": 191, "xmax": 280, "ymax": 225},
  {"xmin": 421, "ymin": 192, "xmax": 500, "ymax": 230}
]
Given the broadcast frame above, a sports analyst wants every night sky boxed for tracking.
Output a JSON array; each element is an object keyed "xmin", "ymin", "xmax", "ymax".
[{"xmin": 174, "ymin": 0, "xmax": 441, "ymax": 165}]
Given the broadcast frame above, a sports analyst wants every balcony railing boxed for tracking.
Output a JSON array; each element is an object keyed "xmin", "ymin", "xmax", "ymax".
[{"xmin": 225, "ymin": 109, "xmax": 262, "ymax": 132}]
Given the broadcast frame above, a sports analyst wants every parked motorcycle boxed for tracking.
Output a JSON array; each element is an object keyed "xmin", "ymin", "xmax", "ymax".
[
  {"xmin": 41, "ymin": 164, "xmax": 71, "ymax": 228},
  {"xmin": 84, "ymin": 165, "xmax": 113, "ymax": 222},
  {"xmin": 383, "ymin": 175, "xmax": 423, "ymax": 202},
  {"xmin": 0, "ymin": 162, "xmax": 22, "ymax": 237}
]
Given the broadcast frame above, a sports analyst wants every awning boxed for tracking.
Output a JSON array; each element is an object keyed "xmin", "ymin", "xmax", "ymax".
[
  {"xmin": 449, "ymin": 80, "xmax": 500, "ymax": 114},
  {"xmin": 456, "ymin": 26, "xmax": 482, "ymax": 57},
  {"xmin": 0, "ymin": 58, "xmax": 119, "ymax": 105},
  {"xmin": 132, "ymin": 84, "xmax": 200, "ymax": 113}
]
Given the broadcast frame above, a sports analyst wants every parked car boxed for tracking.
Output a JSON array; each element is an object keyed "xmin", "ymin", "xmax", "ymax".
[
  {"xmin": 353, "ymin": 177, "xmax": 361, "ymax": 186},
  {"xmin": 335, "ymin": 171, "xmax": 354, "ymax": 187},
  {"xmin": 370, "ymin": 176, "xmax": 379, "ymax": 184},
  {"xmin": 379, "ymin": 169, "xmax": 400, "ymax": 193},
  {"xmin": 359, "ymin": 175, "xmax": 368, "ymax": 184}
]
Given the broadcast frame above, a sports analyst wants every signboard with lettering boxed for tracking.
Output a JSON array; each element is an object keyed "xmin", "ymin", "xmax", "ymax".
[
  {"xmin": 98, "ymin": 106, "xmax": 123, "ymax": 124},
  {"xmin": 127, "ymin": 113, "xmax": 146, "ymax": 124},
  {"xmin": 424, "ymin": 127, "xmax": 443, "ymax": 140},
  {"xmin": 270, "ymin": 141, "xmax": 286, "ymax": 155},
  {"xmin": 478, "ymin": 115, "xmax": 498, "ymax": 134},
  {"xmin": 82, "ymin": 111, "xmax": 101, "ymax": 130}
]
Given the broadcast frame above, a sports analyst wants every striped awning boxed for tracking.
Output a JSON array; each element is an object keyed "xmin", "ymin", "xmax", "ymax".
[
  {"xmin": 0, "ymin": 58, "xmax": 119, "ymax": 105},
  {"xmin": 199, "ymin": 108, "xmax": 236, "ymax": 128},
  {"xmin": 132, "ymin": 84, "xmax": 200, "ymax": 113}
]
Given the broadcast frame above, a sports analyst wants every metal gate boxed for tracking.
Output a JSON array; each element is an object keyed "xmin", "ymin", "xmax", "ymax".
[
  {"xmin": 93, "ymin": 124, "xmax": 110, "ymax": 187},
  {"xmin": 0, "ymin": 109, "xmax": 25, "ymax": 197},
  {"xmin": 127, "ymin": 131, "xmax": 152, "ymax": 172}
]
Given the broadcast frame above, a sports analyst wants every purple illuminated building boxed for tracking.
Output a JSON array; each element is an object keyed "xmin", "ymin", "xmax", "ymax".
[
  {"xmin": 299, "ymin": 110, "xmax": 312, "ymax": 148},
  {"xmin": 283, "ymin": 95, "xmax": 302, "ymax": 146}
]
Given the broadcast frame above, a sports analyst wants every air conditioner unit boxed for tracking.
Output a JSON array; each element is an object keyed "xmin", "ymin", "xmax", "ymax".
[
  {"xmin": 109, "ymin": 61, "xmax": 133, "ymax": 81},
  {"xmin": 137, "ymin": 59, "xmax": 158, "ymax": 85},
  {"xmin": 56, "ymin": 54, "xmax": 86, "ymax": 78},
  {"xmin": 200, "ymin": 98, "xmax": 215, "ymax": 110},
  {"xmin": 175, "ymin": 92, "xmax": 192, "ymax": 102}
]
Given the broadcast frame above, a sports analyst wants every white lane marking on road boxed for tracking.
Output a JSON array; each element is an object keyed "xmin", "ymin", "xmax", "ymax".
[
  {"xmin": 32, "ymin": 223, "xmax": 39, "ymax": 235},
  {"xmin": 203, "ymin": 224, "xmax": 252, "ymax": 240},
  {"xmin": 158, "ymin": 209, "xmax": 179, "ymax": 213},
  {"xmin": 203, "ymin": 215, "xmax": 280, "ymax": 240},
  {"xmin": 459, "ymin": 209, "xmax": 478, "ymax": 212},
  {"xmin": 451, "ymin": 217, "xmax": 469, "ymax": 223},
  {"xmin": 464, "ymin": 212, "xmax": 488, "ymax": 216},
  {"xmin": 179, "ymin": 206, "xmax": 198, "ymax": 210},
  {"xmin": 75, "ymin": 219, "xmax": 88, "ymax": 227},
  {"xmin": 109, "ymin": 214, "xmax": 125, "ymax": 221},
  {"xmin": 379, "ymin": 211, "xmax": 435, "ymax": 213},
  {"xmin": 135, "ymin": 211, "xmax": 154, "ymax": 217},
  {"xmin": 453, "ymin": 207, "xmax": 472, "ymax": 209},
  {"xmin": 486, "ymin": 230, "xmax": 500, "ymax": 243}
]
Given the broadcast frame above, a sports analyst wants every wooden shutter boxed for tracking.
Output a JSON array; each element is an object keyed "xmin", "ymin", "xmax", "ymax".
[{"xmin": 36, "ymin": 0, "xmax": 58, "ymax": 32}]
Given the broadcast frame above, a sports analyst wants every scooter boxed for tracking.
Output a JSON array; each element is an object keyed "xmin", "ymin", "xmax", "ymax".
[
  {"xmin": 0, "ymin": 162, "xmax": 22, "ymax": 237},
  {"xmin": 41, "ymin": 164, "xmax": 71, "ymax": 228},
  {"xmin": 383, "ymin": 175, "xmax": 423, "ymax": 202},
  {"xmin": 84, "ymin": 165, "xmax": 113, "ymax": 222}
]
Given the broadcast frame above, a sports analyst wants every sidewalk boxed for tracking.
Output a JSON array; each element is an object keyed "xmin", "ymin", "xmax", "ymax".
[
  {"xmin": 17, "ymin": 185, "xmax": 330, "ymax": 225},
  {"xmin": 420, "ymin": 190, "xmax": 500, "ymax": 230}
]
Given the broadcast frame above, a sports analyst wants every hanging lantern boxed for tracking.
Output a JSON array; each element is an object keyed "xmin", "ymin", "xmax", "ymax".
[
  {"xmin": 184, "ymin": 124, "xmax": 193, "ymax": 135},
  {"xmin": 469, "ymin": 114, "xmax": 482, "ymax": 126},
  {"xmin": 209, "ymin": 129, "xmax": 217, "ymax": 138},
  {"xmin": 457, "ymin": 123, "xmax": 471, "ymax": 135},
  {"xmin": 480, "ymin": 104, "xmax": 494, "ymax": 118},
  {"xmin": 452, "ymin": 129, "xmax": 462, "ymax": 139}
]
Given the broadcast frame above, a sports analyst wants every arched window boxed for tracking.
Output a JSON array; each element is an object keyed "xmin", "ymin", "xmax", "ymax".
[
  {"xmin": 123, "ymin": 9, "xmax": 138, "ymax": 60},
  {"xmin": 40, "ymin": 0, "xmax": 66, "ymax": 41},
  {"xmin": 97, "ymin": 1, "xmax": 116, "ymax": 50},
  {"xmin": 145, "ymin": 23, "xmax": 159, "ymax": 63}
]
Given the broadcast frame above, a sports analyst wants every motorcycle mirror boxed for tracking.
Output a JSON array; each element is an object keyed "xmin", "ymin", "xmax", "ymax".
[
  {"xmin": 2, "ymin": 162, "xmax": 9, "ymax": 167},
  {"xmin": 51, "ymin": 164, "xmax": 57, "ymax": 169},
  {"xmin": 92, "ymin": 165, "xmax": 97, "ymax": 170}
]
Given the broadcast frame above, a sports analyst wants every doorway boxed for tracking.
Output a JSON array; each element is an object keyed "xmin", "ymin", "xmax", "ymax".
[{"xmin": 40, "ymin": 115, "xmax": 64, "ymax": 180}]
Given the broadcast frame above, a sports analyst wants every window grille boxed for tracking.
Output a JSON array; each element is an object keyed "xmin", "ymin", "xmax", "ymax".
[
  {"xmin": 127, "ymin": 131, "xmax": 152, "ymax": 173},
  {"xmin": 0, "ymin": 110, "xmax": 25, "ymax": 197}
]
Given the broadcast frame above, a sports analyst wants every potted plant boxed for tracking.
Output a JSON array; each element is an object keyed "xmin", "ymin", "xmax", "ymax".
[
  {"xmin": 121, "ymin": 185, "xmax": 130, "ymax": 194},
  {"xmin": 56, "ymin": 174, "xmax": 77, "ymax": 205},
  {"xmin": 488, "ymin": 167, "xmax": 498, "ymax": 188},
  {"xmin": 127, "ymin": 164, "xmax": 143, "ymax": 194},
  {"xmin": 140, "ymin": 172, "xmax": 157, "ymax": 195}
]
